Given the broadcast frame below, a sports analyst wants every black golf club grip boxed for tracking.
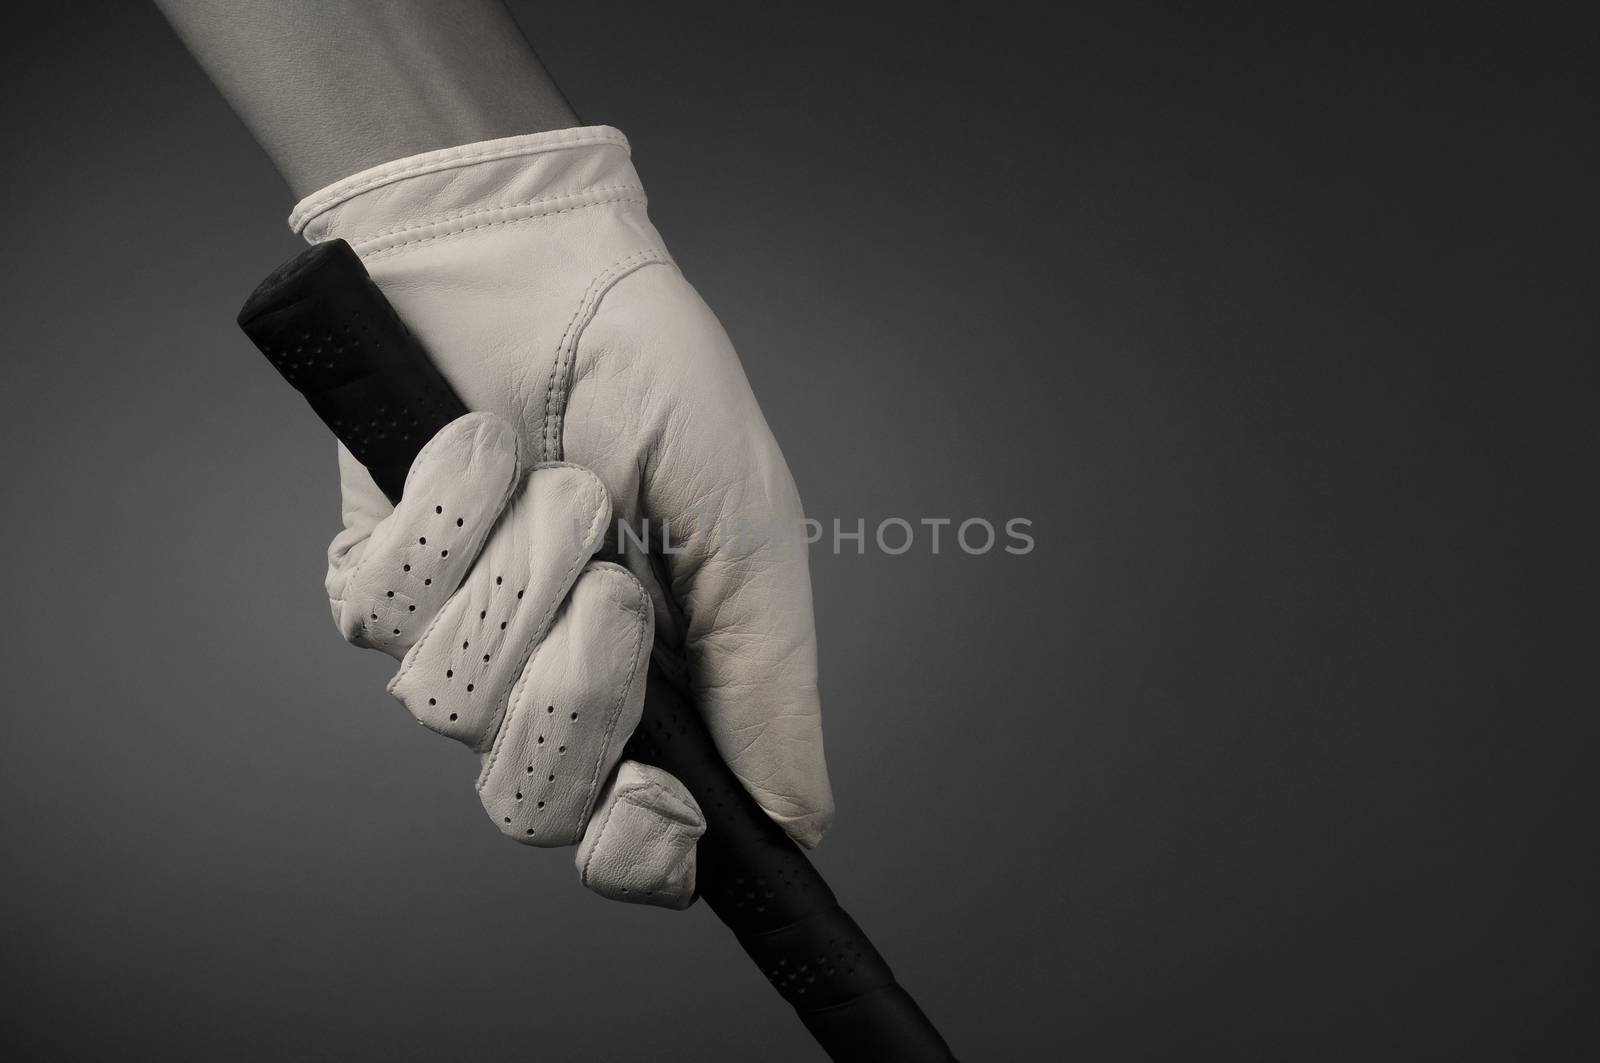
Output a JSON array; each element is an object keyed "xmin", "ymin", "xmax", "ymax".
[{"xmin": 236, "ymin": 239, "xmax": 956, "ymax": 1063}]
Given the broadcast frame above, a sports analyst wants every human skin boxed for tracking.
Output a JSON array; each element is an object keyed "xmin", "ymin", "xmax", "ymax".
[{"xmin": 155, "ymin": 0, "xmax": 579, "ymax": 197}]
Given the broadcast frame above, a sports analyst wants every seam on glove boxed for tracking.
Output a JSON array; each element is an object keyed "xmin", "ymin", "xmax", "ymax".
[
  {"xmin": 576, "ymin": 783, "xmax": 625, "ymax": 889},
  {"xmin": 389, "ymin": 462, "xmax": 606, "ymax": 743},
  {"xmin": 289, "ymin": 126, "xmax": 630, "ymax": 234},
  {"xmin": 472, "ymin": 559, "xmax": 649, "ymax": 835},
  {"xmin": 615, "ymin": 777, "xmax": 704, "ymax": 830},
  {"xmin": 343, "ymin": 415, "xmax": 520, "ymax": 647},
  {"xmin": 467, "ymin": 465, "xmax": 611, "ymax": 752},
  {"xmin": 361, "ymin": 193, "xmax": 648, "ymax": 261},
  {"xmin": 477, "ymin": 625, "xmax": 552, "ymax": 787},
  {"xmin": 579, "ymin": 777, "xmax": 702, "ymax": 888},
  {"xmin": 344, "ymin": 183, "xmax": 646, "ymax": 250},
  {"xmin": 541, "ymin": 251, "xmax": 677, "ymax": 462},
  {"xmin": 569, "ymin": 563, "xmax": 653, "ymax": 840}
]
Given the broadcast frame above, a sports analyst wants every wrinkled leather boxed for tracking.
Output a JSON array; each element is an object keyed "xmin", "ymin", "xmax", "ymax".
[
  {"xmin": 576, "ymin": 761, "xmax": 705, "ymax": 906},
  {"xmin": 296, "ymin": 126, "xmax": 832, "ymax": 903}
]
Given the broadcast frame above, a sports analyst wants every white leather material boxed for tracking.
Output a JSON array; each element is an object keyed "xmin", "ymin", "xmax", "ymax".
[
  {"xmin": 388, "ymin": 459, "xmax": 613, "ymax": 752},
  {"xmin": 328, "ymin": 411, "xmax": 694, "ymax": 898},
  {"xmin": 298, "ymin": 125, "xmax": 831, "ymax": 903},
  {"xmin": 472, "ymin": 559, "xmax": 651, "ymax": 845},
  {"xmin": 328, "ymin": 412, "xmax": 522, "ymax": 657},
  {"xmin": 576, "ymin": 761, "xmax": 705, "ymax": 909},
  {"xmin": 562, "ymin": 265, "xmax": 827, "ymax": 837}
]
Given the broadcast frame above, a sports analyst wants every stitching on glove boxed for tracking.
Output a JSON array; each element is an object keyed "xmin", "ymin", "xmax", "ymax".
[
  {"xmin": 578, "ymin": 781, "xmax": 674, "ymax": 883},
  {"xmin": 614, "ymin": 776, "xmax": 704, "ymax": 831},
  {"xmin": 577, "ymin": 783, "xmax": 624, "ymax": 888},
  {"xmin": 475, "ymin": 610, "xmax": 557, "ymax": 800},
  {"xmin": 346, "ymin": 184, "xmax": 646, "ymax": 249},
  {"xmin": 570, "ymin": 564, "xmax": 654, "ymax": 841},
  {"xmin": 361, "ymin": 194, "xmax": 648, "ymax": 261},
  {"xmin": 540, "ymin": 250, "xmax": 676, "ymax": 462},
  {"xmin": 580, "ymin": 778, "xmax": 698, "ymax": 892},
  {"xmin": 384, "ymin": 450, "xmax": 533, "ymax": 711},
  {"xmin": 472, "ymin": 467, "xmax": 611, "ymax": 753},
  {"xmin": 346, "ymin": 417, "xmax": 519, "ymax": 648},
  {"xmin": 289, "ymin": 128, "xmax": 630, "ymax": 234}
]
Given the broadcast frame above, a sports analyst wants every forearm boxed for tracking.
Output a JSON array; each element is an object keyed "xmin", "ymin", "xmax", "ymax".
[{"xmin": 156, "ymin": 0, "xmax": 578, "ymax": 197}]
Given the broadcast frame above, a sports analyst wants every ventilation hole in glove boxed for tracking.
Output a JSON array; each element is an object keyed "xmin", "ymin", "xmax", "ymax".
[
  {"xmin": 537, "ymin": 801, "xmax": 545, "ymax": 809},
  {"xmin": 570, "ymin": 712, "xmax": 578, "ymax": 721},
  {"xmin": 482, "ymin": 654, "xmax": 490, "ymax": 662},
  {"xmin": 419, "ymin": 537, "xmax": 426, "ymax": 545},
  {"xmin": 558, "ymin": 746, "xmax": 566, "ymax": 754},
  {"xmin": 462, "ymin": 641, "xmax": 469, "ymax": 650},
  {"xmin": 424, "ymin": 578, "xmax": 432, "ymax": 586},
  {"xmin": 526, "ymin": 765, "xmax": 534, "ymax": 774},
  {"xmin": 370, "ymin": 612, "xmax": 377, "ymax": 620},
  {"xmin": 456, "ymin": 518, "xmax": 464, "ymax": 527},
  {"xmin": 403, "ymin": 564, "xmax": 410, "ymax": 572},
  {"xmin": 495, "ymin": 576, "xmax": 503, "ymax": 586},
  {"xmin": 392, "ymin": 628, "xmax": 400, "ymax": 636},
  {"xmin": 500, "ymin": 622, "xmax": 507, "ymax": 630},
  {"xmin": 408, "ymin": 605, "xmax": 415, "ymax": 612},
  {"xmin": 450, "ymin": 713, "xmax": 458, "ymax": 721},
  {"xmin": 466, "ymin": 684, "xmax": 475, "ymax": 693},
  {"xmin": 517, "ymin": 590, "xmax": 525, "ymax": 599},
  {"xmin": 440, "ymin": 550, "xmax": 448, "ymax": 558},
  {"xmin": 546, "ymin": 705, "xmax": 555, "ymax": 715},
  {"xmin": 515, "ymin": 791, "xmax": 522, "ymax": 800},
  {"xmin": 503, "ymin": 816, "xmax": 510, "ymax": 823},
  {"xmin": 385, "ymin": 590, "xmax": 394, "ymax": 598},
  {"xmin": 428, "ymin": 698, "xmax": 436, "ymax": 706},
  {"xmin": 525, "ymin": 829, "xmax": 534, "ymax": 836},
  {"xmin": 446, "ymin": 669, "xmax": 453, "ymax": 678},
  {"xmin": 479, "ymin": 610, "xmax": 487, "ymax": 621},
  {"xmin": 536, "ymin": 735, "xmax": 544, "ymax": 744},
  {"xmin": 548, "ymin": 774, "xmax": 556, "ymax": 782},
  {"xmin": 435, "ymin": 506, "xmax": 443, "ymax": 515}
]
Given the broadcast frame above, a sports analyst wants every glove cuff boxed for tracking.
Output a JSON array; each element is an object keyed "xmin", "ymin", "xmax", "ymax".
[{"xmin": 287, "ymin": 125, "xmax": 643, "ymax": 251}]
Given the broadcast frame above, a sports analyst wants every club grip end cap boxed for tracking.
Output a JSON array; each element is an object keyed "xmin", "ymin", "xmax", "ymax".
[{"xmin": 235, "ymin": 239, "xmax": 467, "ymax": 503}]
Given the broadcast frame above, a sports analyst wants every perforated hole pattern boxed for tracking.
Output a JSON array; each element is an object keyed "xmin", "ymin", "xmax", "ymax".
[
  {"xmin": 626, "ymin": 664, "xmax": 899, "ymax": 1014},
  {"xmin": 239, "ymin": 241, "xmax": 947, "ymax": 1054},
  {"xmin": 240, "ymin": 239, "xmax": 467, "ymax": 506}
]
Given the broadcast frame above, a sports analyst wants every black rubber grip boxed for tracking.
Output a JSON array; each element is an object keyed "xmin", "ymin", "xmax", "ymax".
[
  {"xmin": 237, "ymin": 241, "xmax": 462, "ymax": 503},
  {"xmin": 237, "ymin": 240, "xmax": 956, "ymax": 1062}
]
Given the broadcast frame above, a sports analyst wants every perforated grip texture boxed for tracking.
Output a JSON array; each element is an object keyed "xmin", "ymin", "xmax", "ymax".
[
  {"xmin": 630, "ymin": 665, "xmax": 957, "ymax": 1061},
  {"xmin": 237, "ymin": 240, "xmax": 463, "ymax": 505},
  {"xmin": 237, "ymin": 239, "xmax": 956, "ymax": 1063}
]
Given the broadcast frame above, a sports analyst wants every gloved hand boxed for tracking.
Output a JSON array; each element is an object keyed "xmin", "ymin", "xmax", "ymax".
[{"xmin": 298, "ymin": 126, "xmax": 833, "ymax": 904}]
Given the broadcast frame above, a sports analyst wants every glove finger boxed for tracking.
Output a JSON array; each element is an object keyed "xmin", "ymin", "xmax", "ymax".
[
  {"xmin": 476, "ymin": 561, "xmax": 652, "ymax": 845},
  {"xmin": 390, "ymin": 463, "xmax": 613, "ymax": 749},
  {"xmin": 576, "ymin": 760, "xmax": 705, "ymax": 909},
  {"xmin": 329, "ymin": 412, "xmax": 522, "ymax": 658}
]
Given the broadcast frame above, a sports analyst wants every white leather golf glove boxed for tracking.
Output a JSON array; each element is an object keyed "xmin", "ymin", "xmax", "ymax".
[{"xmin": 295, "ymin": 126, "xmax": 832, "ymax": 905}]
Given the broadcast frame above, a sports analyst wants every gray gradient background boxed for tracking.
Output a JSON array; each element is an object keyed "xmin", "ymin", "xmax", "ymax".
[{"xmin": 1, "ymin": 3, "xmax": 1591, "ymax": 1060}]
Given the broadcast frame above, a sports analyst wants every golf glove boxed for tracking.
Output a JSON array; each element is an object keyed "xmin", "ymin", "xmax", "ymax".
[{"xmin": 296, "ymin": 126, "xmax": 832, "ymax": 906}]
